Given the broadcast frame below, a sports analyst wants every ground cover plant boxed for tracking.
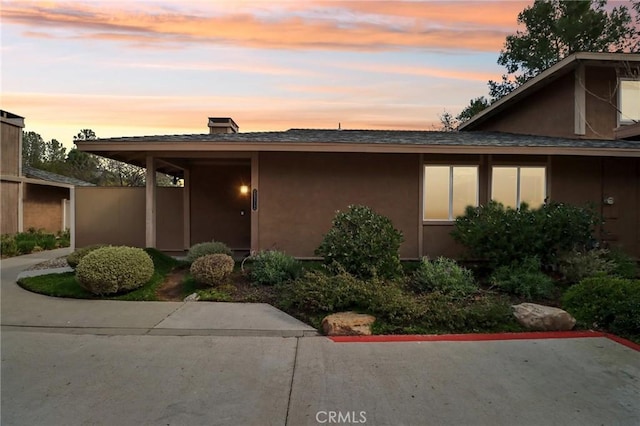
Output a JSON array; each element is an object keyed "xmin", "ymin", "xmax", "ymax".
[{"xmin": 1, "ymin": 229, "xmax": 70, "ymax": 258}]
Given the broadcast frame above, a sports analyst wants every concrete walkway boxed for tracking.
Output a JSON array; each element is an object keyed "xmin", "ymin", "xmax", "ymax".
[{"xmin": 1, "ymin": 249, "xmax": 317, "ymax": 337}]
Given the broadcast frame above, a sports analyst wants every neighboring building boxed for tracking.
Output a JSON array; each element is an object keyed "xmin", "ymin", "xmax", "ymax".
[
  {"xmin": 75, "ymin": 52, "xmax": 639, "ymax": 259},
  {"xmin": 1, "ymin": 110, "xmax": 93, "ymax": 238}
]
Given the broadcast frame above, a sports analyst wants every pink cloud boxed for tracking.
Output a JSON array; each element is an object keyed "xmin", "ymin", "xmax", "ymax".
[{"xmin": 2, "ymin": 1, "xmax": 527, "ymax": 52}]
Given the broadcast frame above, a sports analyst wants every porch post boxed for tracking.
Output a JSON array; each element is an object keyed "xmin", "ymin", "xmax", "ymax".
[
  {"xmin": 145, "ymin": 155, "xmax": 156, "ymax": 248},
  {"xmin": 182, "ymin": 169, "xmax": 190, "ymax": 250},
  {"xmin": 250, "ymin": 152, "xmax": 259, "ymax": 254},
  {"xmin": 69, "ymin": 186, "xmax": 76, "ymax": 250}
]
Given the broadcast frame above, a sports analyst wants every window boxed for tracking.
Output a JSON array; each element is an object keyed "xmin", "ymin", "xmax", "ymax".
[
  {"xmin": 491, "ymin": 166, "xmax": 546, "ymax": 208},
  {"xmin": 619, "ymin": 79, "xmax": 640, "ymax": 124},
  {"xmin": 424, "ymin": 165, "xmax": 478, "ymax": 221}
]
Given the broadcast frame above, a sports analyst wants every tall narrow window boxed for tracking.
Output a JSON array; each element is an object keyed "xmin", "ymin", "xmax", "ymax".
[
  {"xmin": 619, "ymin": 79, "xmax": 640, "ymax": 124},
  {"xmin": 491, "ymin": 166, "xmax": 546, "ymax": 208},
  {"xmin": 424, "ymin": 165, "xmax": 478, "ymax": 221}
]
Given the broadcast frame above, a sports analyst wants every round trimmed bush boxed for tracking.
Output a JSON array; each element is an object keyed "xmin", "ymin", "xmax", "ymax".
[
  {"xmin": 76, "ymin": 246, "xmax": 154, "ymax": 295},
  {"xmin": 315, "ymin": 205, "xmax": 404, "ymax": 279},
  {"xmin": 67, "ymin": 244, "xmax": 108, "ymax": 269},
  {"xmin": 186, "ymin": 241, "xmax": 233, "ymax": 263},
  {"xmin": 190, "ymin": 253, "xmax": 235, "ymax": 286}
]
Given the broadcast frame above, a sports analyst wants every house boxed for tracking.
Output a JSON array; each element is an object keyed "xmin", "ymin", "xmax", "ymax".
[
  {"xmin": 1, "ymin": 110, "xmax": 93, "ymax": 240},
  {"xmin": 74, "ymin": 52, "xmax": 640, "ymax": 259}
]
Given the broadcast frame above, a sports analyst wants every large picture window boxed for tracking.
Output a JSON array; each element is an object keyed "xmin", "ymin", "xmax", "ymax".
[
  {"xmin": 619, "ymin": 79, "xmax": 640, "ymax": 124},
  {"xmin": 491, "ymin": 166, "xmax": 546, "ymax": 208},
  {"xmin": 424, "ymin": 165, "xmax": 478, "ymax": 221}
]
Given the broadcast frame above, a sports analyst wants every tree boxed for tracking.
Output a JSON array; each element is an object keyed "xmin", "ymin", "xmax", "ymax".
[
  {"xmin": 456, "ymin": 97, "xmax": 490, "ymax": 124},
  {"xmin": 490, "ymin": 0, "xmax": 638, "ymax": 100},
  {"xmin": 74, "ymin": 129, "xmax": 97, "ymax": 141},
  {"xmin": 438, "ymin": 110, "xmax": 459, "ymax": 132},
  {"xmin": 22, "ymin": 131, "xmax": 46, "ymax": 166}
]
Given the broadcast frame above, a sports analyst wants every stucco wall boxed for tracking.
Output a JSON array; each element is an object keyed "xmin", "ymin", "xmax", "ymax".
[
  {"xmin": 1, "ymin": 121, "xmax": 20, "ymax": 176},
  {"xmin": 1, "ymin": 181, "xmax": 19, "ymax": 234},
  {"xmin": 473, "ymin": 73, "xmax": 575, "ymax": 137},
  {"xmin": 190, "ymin": 163, "xmax": 251, "ymax": 249},
  {"xmin": 258, "ymin": 152, "xmax": 420, "ymax": 258},
  {"xmin": 22, "ymin": 183, "xmax": 69, "ymax": 233},
  {"xmin": 550, "ymin": 156, "xmax": 639, "ymax": 257},
  {"xmin": 584, "ymin": 67, "xmax": 618, "ymax": 139}
]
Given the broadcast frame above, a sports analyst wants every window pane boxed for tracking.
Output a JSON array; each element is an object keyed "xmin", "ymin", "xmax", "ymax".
[
  {"xmin": 492, "ymin": 167, "xmax": 517, "ymax": 208},
  {"xmin": 520, "ymin": 167, "xmax": 546, "ymax": 208},
  {"xmin": 620, "ymin": 80, "xmax": 640, "ymax": 122},
  {"xmin": 424, "ymin": 166, "xmax": 450, "ymax": 220},
  {"xmin": 452, "ymin": 166, "xmax": 478, "ymax": 218}
]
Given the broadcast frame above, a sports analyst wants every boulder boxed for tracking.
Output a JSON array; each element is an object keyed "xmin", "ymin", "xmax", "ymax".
[
  {"xmin": 512, "ymin": 303, "xmax": 576, "ymax": 331},
  {"xmin": 321, "ymin": 312, "xmax": 376, "ymax": 336},
  {"xmin": 183, "ymin": 292, "xmax": 200, "ymax": 302}
]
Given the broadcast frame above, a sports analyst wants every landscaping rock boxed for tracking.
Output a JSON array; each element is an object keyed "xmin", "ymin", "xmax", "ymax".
[
  {"xmin": 184, "ymin": 293, "xmax": 200, "ymax": 302},
  {"xmin": 321, "ymin": 312, "xmax": 376, "ymax": 336},
  {"xmin": 512, "ymin": 303, "xmax": 576, "ymax": 331}
]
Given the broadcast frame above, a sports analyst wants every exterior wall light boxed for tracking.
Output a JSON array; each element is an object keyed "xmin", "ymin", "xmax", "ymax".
[{"xmin": 240, "ymin": 185, "xmax": 249, "ymax": 195}]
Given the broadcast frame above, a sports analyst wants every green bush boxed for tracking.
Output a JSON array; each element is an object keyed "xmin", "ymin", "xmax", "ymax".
[
  {"xmin": 76, "ymin": 246, "xmax": 154, "ymax": 295},
  {"xmin": 451, "ymin": 201, "xmax": 599, "ymax": 267},
  {"xmin": 563, "ymin": 277, "xmax": 640, "ymax": 337},
  {"xmin": 39, "ymin": 234, "xmax": 57, "ymax": 250},
  {"xmin": 604, "ymin": 249, "xmax": 638, "ymax": 279},
  {"xmin": 278, "ymin": 270, "xmax": 424, "ymax": 325},
  {"xmin": 412, "ymin": 257, "xmax": 478, "ymax": 299},
  {"xmin": 190, "ymin": 253, "xmax": 235, "ymax": 286},
  {"xmin": 1, "ymin": 235, "xmax": 18, "ymax": 257},
  {"xmin": 67, "ymin": 244, "xmax": 108, "ymax": 269},
  {"xmin": 490, "ymin": 257, "xmax": 555, "ymax": 299},
  {"xmin": 56, "ymin": 230, "xmax": 71, "ymax": 248},
  {"xmin": 16, "ymin": 240, "xmax": 36, "ymax": 255},
  {"xmin": 250, "ymin": 250, "xmax": 302, "ymax": 286},
  {"xmin": 315, "ymin": 205, "xmax": 404, "ymax": 279},
  {"xmin": 186, "ymin": 241, "xmax": 233, "ymax": 263},
  {"xmin": 557, "ymin": 249, "xmax": 614, "ymax": 284}
]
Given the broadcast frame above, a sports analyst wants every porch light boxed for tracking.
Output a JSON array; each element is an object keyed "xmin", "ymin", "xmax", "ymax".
[{"xmin": 240, "ymin": 185, "xmax": 249, "ymax": 195}]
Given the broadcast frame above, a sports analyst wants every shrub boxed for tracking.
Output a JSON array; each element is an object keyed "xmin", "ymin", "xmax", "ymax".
[
  {"xmin": 186, "ymin": 241, "xmax": 233, "ymax": 263},
  {"xmin": 451, "ymin": 201, "xmax": 599, "ymax": 268},
  {"xmin": 16, "ymin": 240, "xmax": 36, "ymax": 255},
  {"xmin": 76, "ymin": 246, "xmax": 154, "ymax": 295},
  {"xmin": 604, "ymin": 249, "xmax": 638, "ymax": 279},
  {"xmin": 56, "ymin": 230, "xmax": 71, "ymax": 248},
  {"xmin": 412, "ymin": 257, "xmax": 478, "ymax": 299},
  {"xmin": 190, "ymin": 253, "xmax": 235, "ymax": 286},
  {"xmin": 39, "ymin": 234, "xmax": 57, "ymax": 250},
  {"xmin": 315, "ymin": 205, "xmax": 404, "ymax": 279},
  {"xmin": 278, "ymin": 270, "xmax": 424, "ymax": 326},
  {"xmin": 563, "ymin": 277, "xmax": 640, "ymax": 337},
  {"xmin": 490, "ymin": 257, "xmax": 555, "ymax": 299},
  {"xmin": 67, "ymin": 244, "xmax": 108, "ymax": 269},
  {"xmin": 250, "ymin": 250, "xmax": 302, "ymax": 286},
  {"xmin": 1, "ymin": 235, "xmax": 18, "ymax": 257},
  {"xmin": 557, "ymin": 249, "xmax": 614, "ymax": 284}
]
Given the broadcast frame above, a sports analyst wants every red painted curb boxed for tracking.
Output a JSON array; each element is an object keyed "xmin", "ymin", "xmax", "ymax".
[
  {"xmin": 329, "ymin": 331, "xmax": 640, "ymax": 351},
  {"xmin": 603, "ymin": 333, "xmax": 640, "ymax": 352}
]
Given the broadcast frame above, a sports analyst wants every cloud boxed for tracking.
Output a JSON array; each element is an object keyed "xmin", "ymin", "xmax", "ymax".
[
  {"xmin": 3, "ymin": 91, "xmax": 446, "ymax": 145},
  {"xmin": 2, "ymin": 1, "xmax": 529, "ymax": 52}
]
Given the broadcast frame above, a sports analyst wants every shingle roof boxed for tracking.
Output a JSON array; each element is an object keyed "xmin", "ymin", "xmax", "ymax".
[
  {"xmin": 97, "ymin": 129, "xmax": 640, "ymax": 149},
  {"xmin": 22, "ymin": 165, "xmax": 95, "ymax": 187}
]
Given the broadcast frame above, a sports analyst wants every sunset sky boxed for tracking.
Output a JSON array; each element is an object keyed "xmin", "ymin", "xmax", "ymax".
[{"xmin": 1, "ymin": 0, "xmax": 541, "ymax": 148}]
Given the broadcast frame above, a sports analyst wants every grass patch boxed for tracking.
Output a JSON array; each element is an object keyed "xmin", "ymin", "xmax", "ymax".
[{"xmin": 18, "ymin": 248, "xmax": 181, "ymax": 301}]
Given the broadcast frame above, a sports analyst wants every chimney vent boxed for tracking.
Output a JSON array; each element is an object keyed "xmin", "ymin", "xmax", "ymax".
[{"xmin": 208, "ymin": 117, "xmax": 239, "ymax": 134}]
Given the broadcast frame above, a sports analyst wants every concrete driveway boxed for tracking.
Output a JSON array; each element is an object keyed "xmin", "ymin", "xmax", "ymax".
[{"xmin": 1, "ymin": 250, "xmax": 639, "ymax": 425}]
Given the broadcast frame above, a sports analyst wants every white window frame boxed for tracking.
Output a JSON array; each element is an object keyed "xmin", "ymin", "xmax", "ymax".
[
  {"xmin": 618, "ymin": 78, "xmax": 640, "ymax": 126},
  {"xmin": 423, "ymin": 165, "xmax": 479, "ymax": 222},
  {"xmin": 490, "ymin": 165, "xmax": 547, "ymax": 209}
]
